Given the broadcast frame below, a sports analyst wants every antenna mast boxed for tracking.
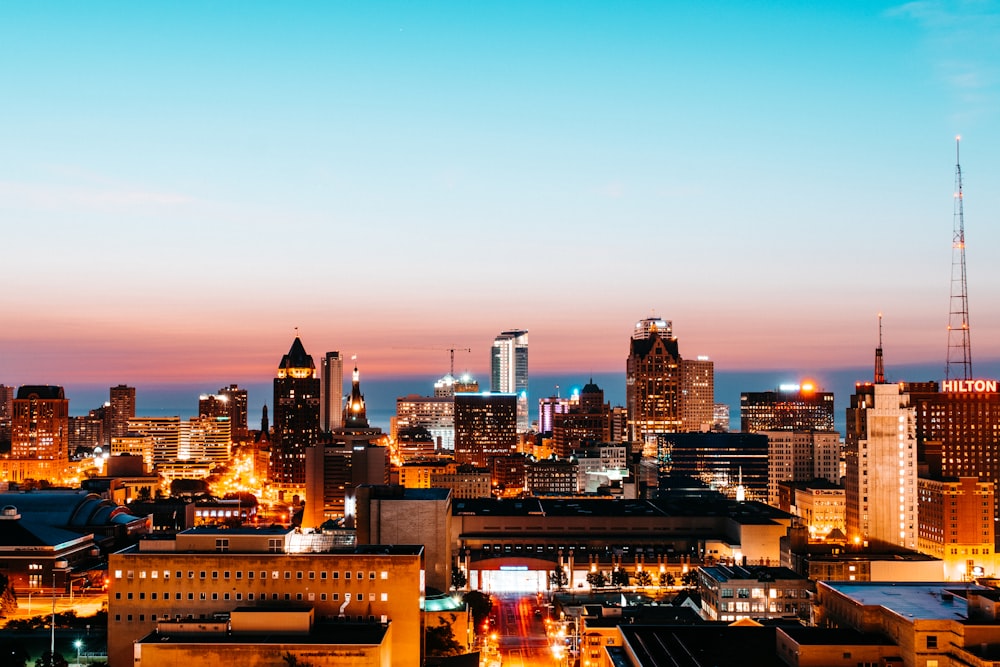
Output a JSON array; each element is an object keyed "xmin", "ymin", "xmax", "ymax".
[
  {"xmin": 946, "ymin": 136, "xmax": 972, "ymax": 381},
  {"xmin": 875, "ymin": 313, "xmax": 885, "ymax": 384}
]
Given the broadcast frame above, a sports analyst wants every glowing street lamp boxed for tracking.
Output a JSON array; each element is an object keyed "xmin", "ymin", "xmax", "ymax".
[{"xmin": 74, "ymin": 639, "xmax": 83, "ymax": 667}]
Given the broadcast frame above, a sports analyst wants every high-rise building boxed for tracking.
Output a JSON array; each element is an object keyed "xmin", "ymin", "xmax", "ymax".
[
  {"xmin": 393, "ymin": 394, "xmax": 454, "ymax": 451},
  {"xmin": 0, "ymin": 384, "xmax": 17, "ymax": 447},
  {"xmin": 762, "ymin": 430, "xmax": 841, "ymax": 506},
  {"xmin": 108, "ymin": 385, "xmax": 136, "ymax": 442},
  {"xmin": 68, "ymin": 416, "xmax": 104, "ymax": 453},
  {"xmin": 320, "ymin": 351, "xmax": 344, "ymax": 432},
  {"xmin": 272, "ymin": 336, "xmax": 321, "ymax": 487},
  {"xmin": 907, "ymin": 379, "xmax": 1000, "ymax": 524},
  {"xmin": 656, "ymin": 432, "xmax": 769, "ymax": 502},
  {"xmin": 551, "ymin": 380, "xmax": 611, "ymax": 458},
  {"xmin": 11, "ymin": 386, "xmax": 69, "ymax": 462},
  {"xmin": 845, "ymin": 382, "xmax": 918, "ymax": 550},
  {"xmin": 740, "ymin": 384, "xmax": 835, "ymax": 433},
  {"xmin": 538, "ymin": 394, "xmax": 574, "ymax": 435},
  {"xmin": 918, "ymin": 476, "xmax": 994, "ymax": 581},
  {"xmin": 198, "ymin": 394, "xmax": 229, "ymax": 420},
  {"xmin": 491, "ymin": 330, "xmax": 529, "ymax": 432},
  {"xmin": 219, "ymin": 384, "xmax": 248, "ymax": 439},
  {"xmin": 626, "ymin": 317, "xmax": 682, "ymax": 446},
  {"xmin": 680, "ymin": 356, "xmax": 715, "ymax": 432},
  {"xmin": 454, "ymin": 392, "xmax": 517, "ymax": 467}
]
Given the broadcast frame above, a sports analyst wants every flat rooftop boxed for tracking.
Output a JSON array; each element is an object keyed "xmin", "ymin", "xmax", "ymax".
[
  {"xmin": 137, "ymin": 622, "xmax": 387, "ymax": 646},
  {"xmin": 822, "ymin": 582, "xmax": 992, "ymax": 621}
]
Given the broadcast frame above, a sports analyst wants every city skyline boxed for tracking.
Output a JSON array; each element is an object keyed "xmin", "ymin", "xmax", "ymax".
[{"xmin": 3, "ymin": 3, "xmax": 1000, "ymax": 386}]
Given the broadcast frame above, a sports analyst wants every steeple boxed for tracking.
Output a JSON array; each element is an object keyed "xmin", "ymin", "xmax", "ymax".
[
  {"xmin": 343, "ymin": 363, "xmax": 369, "ymax": 428},
  {"xmin": 874, "ymin": 313, "xmax": 885, "ymax": 384}
]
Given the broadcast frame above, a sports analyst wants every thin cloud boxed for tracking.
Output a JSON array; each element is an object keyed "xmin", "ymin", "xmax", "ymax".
[{"xmin": 0, "ymin": 180, "xmax": 195, "ymax": 213}]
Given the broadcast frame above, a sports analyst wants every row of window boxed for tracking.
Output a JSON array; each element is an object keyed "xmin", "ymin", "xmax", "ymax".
[
  {"xmin": 115, "ymin": 591, "xmax": 388, "ymax": 602},
  {"xmin": 115, "ymin": 613, "xmax": 387, "ymax": 623},
  {"xmin": 115, "ymin": 569, "xmax": 389, "ymax": 582}
]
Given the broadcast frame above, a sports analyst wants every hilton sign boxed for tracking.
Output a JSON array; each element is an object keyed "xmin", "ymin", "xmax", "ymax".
[{"xmin": 941, "ymin": 379, "xmax": 999, "ymax": 393}]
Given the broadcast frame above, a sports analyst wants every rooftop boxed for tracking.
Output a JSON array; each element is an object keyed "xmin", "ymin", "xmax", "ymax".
[{"xmin": 821, "ymin": 581, "xmax": 992, "ymax": 622}]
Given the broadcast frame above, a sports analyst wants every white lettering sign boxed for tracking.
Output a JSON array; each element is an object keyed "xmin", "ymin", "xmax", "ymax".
[{"xmin": 941, "ymin": 379, "xmax": 998, "ymax": 393}]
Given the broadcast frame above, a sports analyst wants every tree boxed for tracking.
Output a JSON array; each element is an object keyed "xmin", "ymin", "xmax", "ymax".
[
  {"xmin": 681, "ymin": 570, "xmax": 698, "ymax": 588},
  {"xmin": 463, "ymin": 590, "xmax": 492, "ymax": 626},
  {"xmin": 0, "ymin": 573, "xmax": 16, "ymax": 615},
  {"xmin": 0, "ymin": 639, "xmax": 29, "ymax": 667},
  {"xmin": 135, "ymin": 486, "xmax": 152, "ymax": 502},
  {"xmin": 281, "ymin": 653, "xmax": 314, "ymax": 667},
  {"xmin": 585, "ymin": 571, "xmax": 608, "ymax": 589},
  {"xmin": 659, "ymin": 572, "xmax": 675, "ymax": 588},
  {"xmin": 611, "ymin": 568, "xmax": 630, "ymax": 588},
  {"xmin": 425, "ymin": 615, "xmax": 464, "ymax": 657},
  {"xmin": 634, "ymin": 570, "xmax": 652, "ymax": 587},
  {"xmin": 34, "ymin": 652, "xmax": 68, "ymax": 667},
  {"xmin": 548, "ymin": 566, "xmax": 568, "ymax": 590},
  {"xmin": 451, "ymin": 565, "xmax": 467, "ymax": 590}
]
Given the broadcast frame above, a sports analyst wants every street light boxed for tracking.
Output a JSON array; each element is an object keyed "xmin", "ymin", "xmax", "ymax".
[{"xmin": 74, "ymin": 640, "xmax": 83, "ymax": 667}]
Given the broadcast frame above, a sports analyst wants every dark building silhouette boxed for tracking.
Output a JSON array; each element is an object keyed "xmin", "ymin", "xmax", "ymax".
[
  {"xmin": 271, "ymin": 336, "xmax": 321, "ymax": 486},
  {"xmin": 656, "ymin": 432, "xmax": 768, "ymax": 502}
]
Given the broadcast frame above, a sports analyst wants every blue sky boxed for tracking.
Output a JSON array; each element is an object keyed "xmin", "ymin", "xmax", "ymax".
[{"xmin": 2, "ymin": 1, "xmax": 999, "ymax": 387}]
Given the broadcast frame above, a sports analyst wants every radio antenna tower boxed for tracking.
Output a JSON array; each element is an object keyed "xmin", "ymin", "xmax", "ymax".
[
  {"xmin": 946, "ymin": 136, "xmax": 972, "ymax": 381},
  {"xmin": 875, "ymin": 313, "xmax": 885, "ymax": 384}
]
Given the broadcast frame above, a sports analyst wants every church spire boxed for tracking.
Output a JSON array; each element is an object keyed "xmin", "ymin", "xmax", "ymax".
[{"xmin": 343, "ymin": 361, "xmax": 369, "ymax": 428}]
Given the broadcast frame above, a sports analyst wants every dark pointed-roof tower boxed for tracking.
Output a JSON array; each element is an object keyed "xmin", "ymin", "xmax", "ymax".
[{"xmin": 271, "ymin": 334, "xmax": 320, "ymax": 486}]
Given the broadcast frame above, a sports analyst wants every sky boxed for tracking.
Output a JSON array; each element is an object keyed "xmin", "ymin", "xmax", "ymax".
[{"xmin": 3, "ymin": 1, "xmax": 1000, "ymax": 397}]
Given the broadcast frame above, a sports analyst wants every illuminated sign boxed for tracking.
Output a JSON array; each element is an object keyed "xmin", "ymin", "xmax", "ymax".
[
  {"xmin": 500, "ymin": 566, "xmax": 528, "ymax": 571},
  {"xmin": 941, "ymin": 379, "xmax": 998, "ymax": 393}
]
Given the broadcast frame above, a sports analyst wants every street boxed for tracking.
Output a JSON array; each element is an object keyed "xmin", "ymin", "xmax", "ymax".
[{"xmin": 489, "ymin": 592, "xmax": 558, "ymax": 667}]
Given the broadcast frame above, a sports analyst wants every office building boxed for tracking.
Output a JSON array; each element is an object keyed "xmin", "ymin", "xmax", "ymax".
[
  {"xmin": 68, "ymin": 415, "xmax": 105, "ymax": 453},
  {"xmin": 713, "ymin": 403, "xmax": 730, "ymax": 432},
  {"xmin": 526, "ymin": 457, "xmax": 577, "ymax": 495},
  {"xmin": 740, "ymin": 383, "xmax": 835, "ymax": 433},
  {"xmin": 538, "ymin": 394, "xmax": 574, "ymax": 435},
  {"xmin": 304, "ymin": 441, "xmax": 388, "ymax": 528},
  {"xmin": 698, "ymin": 565, "xmax": 812, "ymax": 622},
  {"xmin": 0, "ymin": 384, "xmax": 14, "ymax": 446},
  {"xmin": 656, "ymin": 432, "xmax": 768, "ymax": 502},
  {"xmin": 626, "ymin": 317, "xmax": 681, "ymax": 446},
  {"xmin": 198, "ymin": 393, "xmax": 229, "ymax": 420},
  {"xmin": 907, "ymin": 379, "xmax": 1000, "ymax": 525},
  {"xmin": 918, "ymin": 476, "xmax": 995, "ymax": 581},
  {"xmin": 219, "ymin": 384, "xmax": 249, "ymax": 439},
  {"xmin": 107, "ymin": 527, "xmax": 424, "ymax": 667},
  {"xmin": 11, "ymin": 385, "xmax": 69, "ymax": 462},
  {"xmin": 108, "ymin": 385, "xmax": 136, "ymax": 443},
  {"xmin": 393, "ymin": 394, "xmax": 454, "ymax": 451},
  {"xmin": 320, "ymin": 351, "xmax": 344, "ymax": 432},
  {"xmin": 454, "ymin": 392, "xmax": 517, "ymax": 467},
  {"xmin": 680, "ymin": 356, "xmax": 715, "ymax": 432},
  {"xmin": 491, "ymin": 329, "xmax": 529, "ymax": 432},
  {"xmin": 762, "ymin": 430, "xmax": 841, "ymax": 506},
  {"xmin": 551, "ymin": 381, "xmax": 612, "ymax": 458},
  {"xmin": 845, "ymin": 382, "xmax": 918, "ymax": 550},
  {"xmin": 272, "ymin": 336, "xmax": 321, "ymax": 487}
]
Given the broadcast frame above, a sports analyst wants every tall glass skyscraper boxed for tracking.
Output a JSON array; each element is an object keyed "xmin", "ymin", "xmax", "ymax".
[{"xmin": 491, "ymin": 329, "xmax": 529, "ymax": 432}]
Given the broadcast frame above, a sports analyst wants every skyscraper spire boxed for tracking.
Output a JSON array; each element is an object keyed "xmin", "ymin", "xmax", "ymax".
[
  {"xmin": 874, "ymin": 312, "xmax": 885, "ymax": 384},
  {"xmin": 946, "ymin": 136, "xmax": 972, "ymax": 381}
]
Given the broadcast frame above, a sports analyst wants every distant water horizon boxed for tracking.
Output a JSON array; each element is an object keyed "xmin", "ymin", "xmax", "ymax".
[{"xmin": 47, "ymin": 359, "xmax": 1000, "ymax": 437}]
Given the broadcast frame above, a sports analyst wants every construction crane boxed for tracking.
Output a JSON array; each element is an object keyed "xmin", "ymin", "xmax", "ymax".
[{"xmin": 392, "ymin": 346, "xmax": 472, "ymax": 376}]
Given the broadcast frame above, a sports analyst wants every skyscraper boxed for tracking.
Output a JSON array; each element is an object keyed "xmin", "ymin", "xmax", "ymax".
[
  {"xmin": 11, "ymin": 386, "xmax": 69, "ymax": 462},
  {"xmin": 454, "ymin": 392, "xmax": 517, "ymax": 467},
  {"xmin": 845, "ymin": 382, "xmax": 918, "ymax": 550},
  {"xmin": 320, "ymin": 351, "xmax": 344, "ymax": 432},
  {"xmin": 272, "ymin": 336, "xmax": 321, "ymax": 486},
  {"xmin": 626, "ymin": 317, "xmax": 681, "ymax": 446},
  {"xmin": 108, "ymin": 384, "xmax": 136, "ymax": 443},
  {"xmin": 740, "ymin": 384, "xmax": 835, "ymax": 433},
  {"xmin": 219, "ymin": 384, "xmax": 248, "ymax": 439},
  {"xmin": 680, "ymin": 356, "xmax": 715, "ymax": 432},
  {"xmin": 491, "ymin": 329, "xmax": 529, "ymax": 432}
]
